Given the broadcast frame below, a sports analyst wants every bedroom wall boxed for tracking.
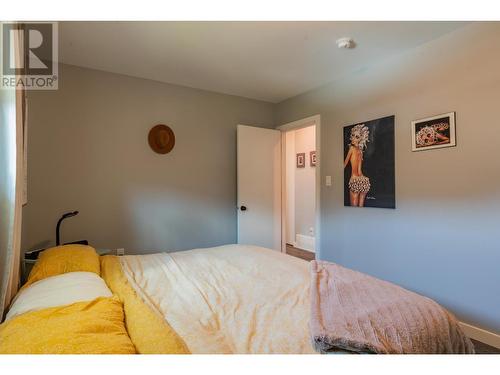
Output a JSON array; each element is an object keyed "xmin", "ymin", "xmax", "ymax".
[
  {"xmin": 285, "ymin": 130, "xmax": 296, "ymax": 245},
  {"xmin": 274, "ymin": 22, "xmax": 500, "ymax": 333},
  {"xmin": 284, "ymin": 125, "xmax": 316, "ymax": 248},
  {"xmin": 23, "ymin": 64, "xmax": 274, "ymax": 254},
  {"xmin": 293, "ymin": 125, "xmax": 316, "ymax": 241}
]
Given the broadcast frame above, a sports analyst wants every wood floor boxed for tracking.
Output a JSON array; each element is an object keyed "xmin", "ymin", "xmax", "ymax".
[
  {"xmin": 286, "ymin": 244, "xmax": 499, "ymax": 354},
  {"xmin": 471, "ymin": 339, "xmax": 500, "ymax": 354},
  {"xmin": 286, "ymin": 244, "xmax": 315, "ymax": 261}
]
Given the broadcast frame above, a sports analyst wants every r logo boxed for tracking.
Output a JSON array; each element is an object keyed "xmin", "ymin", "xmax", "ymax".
[{"xmin": 3, "ymin": 23, "xmax": 53, "ymax": 75}]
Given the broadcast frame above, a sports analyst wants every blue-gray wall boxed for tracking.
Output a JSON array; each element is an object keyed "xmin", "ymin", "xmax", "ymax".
[{"xmin": 274, "ymin": 23, "xmax": 500, "ymax": 333}]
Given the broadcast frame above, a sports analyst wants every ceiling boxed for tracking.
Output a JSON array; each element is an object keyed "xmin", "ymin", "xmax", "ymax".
[{"xmin": 59, "ymin": 22, "xmax": 468, "ymax": 103}]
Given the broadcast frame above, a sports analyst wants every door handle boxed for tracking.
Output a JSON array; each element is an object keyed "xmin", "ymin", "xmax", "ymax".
[{"xmin": 240, "ymin": 206, "xmax": 247, "ymax": 211}]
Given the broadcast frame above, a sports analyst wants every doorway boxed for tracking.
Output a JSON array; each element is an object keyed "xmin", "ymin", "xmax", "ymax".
[
  {"xmin": 236, "ymin": 116, "xmax": 320, "ymax": 257},
  {"xmin": 278, "ymin": 115, "xmax": 320, "ymax": 260}
]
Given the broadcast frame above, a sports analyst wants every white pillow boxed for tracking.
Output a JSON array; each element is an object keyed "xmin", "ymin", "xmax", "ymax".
[{"xmin": 6, "ymin": 271, "xmax": 112, "ymax": 321}]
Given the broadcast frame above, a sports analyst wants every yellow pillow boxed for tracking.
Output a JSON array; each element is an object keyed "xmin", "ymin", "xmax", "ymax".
[
  {"xmin": 0, "ymin": 297, "xmax": 136, "ymax": 354},
  {"xmin": 25, "ymin": 244, "xmax": 100, "ymax": 287}
]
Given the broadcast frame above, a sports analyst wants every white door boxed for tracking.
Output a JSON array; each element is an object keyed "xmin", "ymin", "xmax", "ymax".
[{"xmin": 237, "ymin": 125, "xmax": 281, "ymax": 250}]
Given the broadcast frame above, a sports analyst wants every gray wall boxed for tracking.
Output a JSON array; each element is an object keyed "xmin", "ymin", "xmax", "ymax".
[
  {"xmin": 22, "ymin": 64, "xmax": 274, "ymax": 254},
  {"xmin": 274, "ymin": 23, "xmax": 500, "ymax": 333}
]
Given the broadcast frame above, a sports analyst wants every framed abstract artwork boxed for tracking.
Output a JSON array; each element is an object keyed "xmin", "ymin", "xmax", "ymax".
[
  {"xmin": 411, "ymin": 112, "xmax": 456, "ymax": 151},
  {"xmin": 310, "ymin": 151, "xmax": 316, "ymax": 167},
  {"xmin": 343, "ymin": 115, "xmax": 395, "ymax": 209},
  {"xmin": 296, "ymin": 153, "xmax": 305, "ymax": 168}
]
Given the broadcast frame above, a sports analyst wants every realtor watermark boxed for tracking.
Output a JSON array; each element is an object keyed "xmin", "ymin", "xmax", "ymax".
[{"xmin": 1, "ymin": 22, "xmax": 58, "ymax": 90}]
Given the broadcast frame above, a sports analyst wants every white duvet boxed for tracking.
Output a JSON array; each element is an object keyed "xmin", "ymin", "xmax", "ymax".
[
  {"xmin": 119, "ymin": 244, "xmax": 315, "ymax": 354},
  {"xmin": 6, "ymin": 272, "xmax": 112, "ymax": 321}
]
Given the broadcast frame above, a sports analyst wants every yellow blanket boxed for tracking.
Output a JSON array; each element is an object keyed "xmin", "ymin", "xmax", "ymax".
[
  {"xmin": 119, "ymin": 245, "xmax": 315, "ymax": 353},
  {"xmin": 0, "ymin": 297, "xmax": 136, "ymax": 354},
  {"xmin": 100, "ymin": 255, "xmax": 190, "ymax": 354}
]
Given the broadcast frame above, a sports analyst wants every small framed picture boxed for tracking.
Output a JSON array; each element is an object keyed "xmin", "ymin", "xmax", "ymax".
[
  {"xmin": 296, "ymin": 153, "xmax": 305, "ymax": 168},
  {"xmin": 411, "ymin": 112, "xmax": 456, "ymax": 151},
  {"xmin": 310, "ymin": 151, "xmax": 316, "ymax": 167}
]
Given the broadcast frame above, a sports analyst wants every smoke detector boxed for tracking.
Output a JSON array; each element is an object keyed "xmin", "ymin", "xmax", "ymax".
[{"xmin": 336, "ymin": 37, "xmax": 356, "ymax": 49}]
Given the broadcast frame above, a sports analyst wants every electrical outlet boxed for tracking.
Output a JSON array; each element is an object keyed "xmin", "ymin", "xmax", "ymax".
[{"xmin": 116, "ymin": 248, "xmax": 125, "ymax": 256}]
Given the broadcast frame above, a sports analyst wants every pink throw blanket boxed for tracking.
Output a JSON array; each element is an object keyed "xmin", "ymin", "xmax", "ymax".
[{"xmin": 310, "ymin": 260, "xmax": 474, "ymax": 354}]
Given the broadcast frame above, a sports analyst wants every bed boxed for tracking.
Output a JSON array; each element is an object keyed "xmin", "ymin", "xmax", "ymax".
[
  {"xmin": 0, "ymin": 243, "xmax": 473, "ymax": 354},
  {"xmin": 0, "ymin": 244, "xmax": 315, "ymax": 354}
]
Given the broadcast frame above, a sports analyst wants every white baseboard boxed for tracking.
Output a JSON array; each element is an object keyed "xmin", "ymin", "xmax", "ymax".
[{"xmin": 459, "ymin": 322, "xmax": 500, "ymax": 349}]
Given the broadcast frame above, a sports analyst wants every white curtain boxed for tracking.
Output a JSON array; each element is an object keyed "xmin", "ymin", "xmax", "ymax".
[{"xmin": 0, "ymin": 22, "xmax": 24, "ymax": 318}]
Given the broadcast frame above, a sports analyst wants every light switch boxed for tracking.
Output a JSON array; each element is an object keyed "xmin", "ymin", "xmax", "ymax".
[{"xmin": 325, "ymin": 176, "xmax": 332, "ymax": 186}]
